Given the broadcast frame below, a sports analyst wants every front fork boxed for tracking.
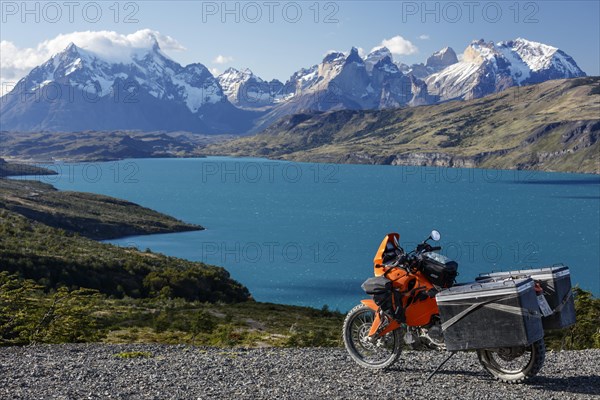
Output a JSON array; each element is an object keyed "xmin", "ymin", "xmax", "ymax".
[{"xmin": 361, "ymin": 299, "xmax": 401, "ymax": 338}]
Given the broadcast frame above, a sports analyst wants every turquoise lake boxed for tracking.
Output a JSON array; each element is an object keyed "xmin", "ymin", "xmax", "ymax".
[{"xmin": 22, "ymin": 157, "xmax": 600, "ymax": 311}]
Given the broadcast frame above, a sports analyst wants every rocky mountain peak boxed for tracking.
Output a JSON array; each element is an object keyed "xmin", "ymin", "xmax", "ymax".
[
  {"xmin": 322, "ymin": 51, "xmax": 345, "ymax": 64},
  {"xmin": 345, "ymin": 47, "xmax": 364, "ymax": 65},
  {"xmin": 427, "ymin": 37, "xmax": 586, "ymax": 101},
  {"xmin": 365, "ymin": 47, "xmax": 393, "ymax": 72},
  {"xmin": 426, "ymin": 47, "xmax": 458, "ymax": 69}
]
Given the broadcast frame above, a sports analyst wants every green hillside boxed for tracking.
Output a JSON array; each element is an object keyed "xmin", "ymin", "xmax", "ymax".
[
  {"xmin": 0, "ymin": 179, "xmax": 201, "ymax": 240},
  {"xmin": 0, "ymin": 209, "xmax": 247, "ymax": 302},
  {"xmin": 0, "ymin": 210, "xmax": 343, "ymax": 347},
  {"xmin": 205, "ymin": 77, "xmax": 600, "ymax": 174}
]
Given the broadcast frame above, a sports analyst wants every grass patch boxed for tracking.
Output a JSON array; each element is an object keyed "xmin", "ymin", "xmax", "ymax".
[{"xmin": 114, "ymin": 351, "xmax": 153, "ymax": 359}]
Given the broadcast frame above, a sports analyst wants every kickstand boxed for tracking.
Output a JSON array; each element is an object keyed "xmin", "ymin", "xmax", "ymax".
[{"xmin": 424, "ymin": 351, "xmax": 456, "ymax": 383}]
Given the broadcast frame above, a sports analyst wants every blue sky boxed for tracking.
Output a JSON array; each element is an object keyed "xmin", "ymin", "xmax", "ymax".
[{"xmin": 1, "ymin": 1, "xmax": 599, "ymax": 82}]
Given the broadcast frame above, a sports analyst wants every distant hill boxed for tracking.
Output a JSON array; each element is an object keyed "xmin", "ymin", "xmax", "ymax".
[
  {"xmin": 0, "ymin": 131, "xmax": 222, "ymax": 162},
  {"xmin": 0, "ymin": 157, "xmax": 57, "ymax": 177},
  {"xmin": 204, "ymin": 77, "xmax": 600, "ymax": 174},
  {"xmin": 0, "ymin": 178, "xmax": 201, "ymax": 240}
]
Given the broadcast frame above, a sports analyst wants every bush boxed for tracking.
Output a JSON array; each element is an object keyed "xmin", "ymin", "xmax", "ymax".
[
  {"xmin": 0, "ymin": 273, "xmax": 103, "ymax": 344},
  {"xmin": 191, "ymin": 310, "xmax": 217, "ymax": 334},
  {"xmin": 0, "ymin": 272, "xmax": 44, "ymax": 344},
  {"xmin": 546, "ymin": 287, "xmax": 600, "ymax": 350},
  {"xmin": 209, "ymin": 324, "xmax": 247, "ymax": 347}
]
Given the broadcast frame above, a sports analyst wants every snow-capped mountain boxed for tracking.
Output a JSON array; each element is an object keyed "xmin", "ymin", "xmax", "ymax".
[
  {"xmin": 248, "ymin": 47, "xmax": 433, "ymax": 132},
  {"xmin": 217, "ymin": 68, "xmax": 285, "ymax": 108},
  {"xmin": 426, "ymin": 38, "xmax": 586, "ymax": 101},
  {"xmin": 0, "ymin": 35, "xmax": 587, "ymax": 134},
  {"xmin": 399, "ymin": 47, "xmax": 459, "ymax": 79},
  {"xmin": 426, "ymin": 47, "xmax": 459, "ymax": 71},
  {"xmin": 365, "ymin": 47, "xmax": 394, "ymax": 72},
  {"xmin": 279, "ymin": 47, "xmax": 429, "ymax": 111},
  {"xmin": 0, "ymin": 40, "xmax": 255, "ymax": 133}
]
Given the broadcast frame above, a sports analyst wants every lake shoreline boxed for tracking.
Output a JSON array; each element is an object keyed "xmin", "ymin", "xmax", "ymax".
[
  {"xmin": 1, "ymin": 159, "xmax": 204, "ymax": 241},
  {"xmin": 3, "ymin": 153, "xmax": 600, "ymax": 176}
]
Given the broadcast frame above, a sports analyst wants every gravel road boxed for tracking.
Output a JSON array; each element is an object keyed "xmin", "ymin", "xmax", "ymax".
[{"xmin": 1, "ymin": 345, "xmax": 598, "ymax": 399}]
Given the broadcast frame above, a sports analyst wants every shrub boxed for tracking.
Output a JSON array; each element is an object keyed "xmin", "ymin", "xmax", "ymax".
[
  {"xmin": 114, "ymin": 351, "xmax": 153, "ymax": 359},
  {"xmin": 546, "ymin": 287, "xmax": 600, "ymax": 350}
]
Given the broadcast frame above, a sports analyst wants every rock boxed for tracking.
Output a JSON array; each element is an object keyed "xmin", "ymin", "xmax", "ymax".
[{"xmin": 0, "ymin": 345, "xmax": 599, "ymax": 399}]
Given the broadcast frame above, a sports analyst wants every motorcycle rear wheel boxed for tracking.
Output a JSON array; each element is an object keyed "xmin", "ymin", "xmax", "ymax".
[
  {"xmin": 342, "ymin": 304, "xmax": 402, "ymax": 369},
  {"xmin": 477, "ymin": 339, "xmax": 545, "ymax": 383}
]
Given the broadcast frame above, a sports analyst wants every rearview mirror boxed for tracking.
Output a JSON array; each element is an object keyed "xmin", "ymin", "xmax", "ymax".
[{"xmin": 430, "ymin": 230, "xmax": 441, "ymax": 241}]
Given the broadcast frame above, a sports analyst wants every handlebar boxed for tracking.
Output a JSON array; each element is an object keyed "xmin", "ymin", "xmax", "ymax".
[
  {"xmin": 416, "ymin": 243, "xmax": 442, "ymax": 253},
  {"xmin": 379, "ymin": 243, "xmax": 443, "ymax": 272}
]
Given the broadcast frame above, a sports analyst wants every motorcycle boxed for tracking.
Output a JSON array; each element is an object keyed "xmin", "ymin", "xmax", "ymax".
[{"xmin": 342, "ymin": 230, "xmax": 546, "ymax": 383}]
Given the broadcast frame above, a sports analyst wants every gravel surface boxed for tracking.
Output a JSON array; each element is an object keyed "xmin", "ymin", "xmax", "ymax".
[{"xmin": 1, "ymin": 345, "xmax": 599, "ymax": 399}]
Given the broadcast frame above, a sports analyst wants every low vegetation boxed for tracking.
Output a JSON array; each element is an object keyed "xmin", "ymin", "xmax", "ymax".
[
  {"xmin": 114, "ymin": 351, "xmax": 153, "ymax": 359},
  {"xmin": 0, "ymin": 164, "xmax": 344, "ymax": 348},
  {"xmin": 545, "ymin": 287, "xmax": 600, "ymax": 350},
  {"xmin": 1, "ymin": 271, "xmax": 597, "ymax": 349},
  {"xmin": 0, "ymin": 209, "xmax": 247, "ymax": 302},
  {"xmin": 0, "ymin": 272, "xmax": 343, "ymax": 347}
]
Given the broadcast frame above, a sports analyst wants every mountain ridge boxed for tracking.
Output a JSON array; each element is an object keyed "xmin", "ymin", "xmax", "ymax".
[
  {"xmin": 426, "ymin": 38, "xmax": 586, "ymax": 101},
  {"xmin": 0, "ymin": 36, "xmax": 586, "ymax": 134},
  {"xmin": 0, "ymin": 41, "xmax": 259, "ymax": 134},
  {"xmin": 203, "ymin": 77, "xmax": 600, "ymax": 174}
]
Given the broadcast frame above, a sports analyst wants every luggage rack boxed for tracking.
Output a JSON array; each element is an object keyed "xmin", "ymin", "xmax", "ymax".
[
  {"xmin": 476, "ymin": 265, "xmax": 575, "ymax": 330},
  {"xmin": 477, "ymin": 263, "xmax": 567, "ymax": 278}
]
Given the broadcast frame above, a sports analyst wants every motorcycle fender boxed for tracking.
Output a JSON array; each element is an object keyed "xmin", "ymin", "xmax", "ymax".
[
  {"xmin": 360, "ymin": 299, "xmax": 378, "ymax": 311},
  {"xmin": 379, "ymin": 319, "xmax": 401, "ymax": 336},
  {"xmin": 361, "ymin": 299, "xmax": 402, "ymax": 337}
]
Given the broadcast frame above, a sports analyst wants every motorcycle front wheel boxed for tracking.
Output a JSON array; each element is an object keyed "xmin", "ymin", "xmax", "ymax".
[
  {"xmin": 477, "ymin": 339, "xmax": 546, "ymax": 383},
  {"xmin": 342, "ymin": 303, "xmax": 402, "ymax": 369}
]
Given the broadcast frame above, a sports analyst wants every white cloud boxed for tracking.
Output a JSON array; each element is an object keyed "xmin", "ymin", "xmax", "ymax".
[
  {"xmin": 419, "ymin": 34, "xmax": 430, "ymax": 40},
  {"xmin": 376, "ymin": 35, "xmax": 418, "ymax": 56},
  {"xmin": 356, "ymin": 47, "xmax": 366, "ymax": 58},
  {"xmin": 210, "ymin": 67, "xmax": 221, "ymax": 76},
  {"xmin": 212, "ymin": 55, "xmax": 234, "ymax": 64},
  {"xmin": 0, "ymin": 29, "xmax": 185, "ymax": 96}
]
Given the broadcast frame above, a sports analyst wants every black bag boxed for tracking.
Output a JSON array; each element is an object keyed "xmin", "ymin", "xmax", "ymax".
[
  {"xmin": 361, "ymin": 276, "xmax": 404, "ymax": 321},
  {"xmin": 422, "ymin": 252, "xmax": 458, "ymax": 288},
  {"xmin": 362, "ymin": 275, "xmax": 392, "ymax": 294}
]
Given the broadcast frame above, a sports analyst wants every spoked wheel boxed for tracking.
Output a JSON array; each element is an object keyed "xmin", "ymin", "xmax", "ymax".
[
  {"xmin": 342, "ymin": 304, "xmax": 402, "ymax": 369},
  {"xmin": 477, "ymin": 339, "xmax": 546, "ymax": 383}
]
